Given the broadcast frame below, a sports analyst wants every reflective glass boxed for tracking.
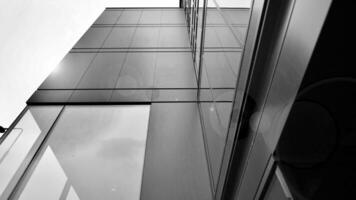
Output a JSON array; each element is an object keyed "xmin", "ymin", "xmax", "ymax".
[
  {"xmin": 0, "ymin": 106, "xmax": 62, "ymax": 199},
  {"xmin": 12, "ymin": 106, "xmax": 150, "ymax": 200}
]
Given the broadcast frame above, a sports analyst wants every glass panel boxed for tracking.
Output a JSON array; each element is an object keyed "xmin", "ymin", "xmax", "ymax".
[
  {"xmin": 116, "ymin": 53, "xmax": 156, "ymax": 89},
  {"xmin": 94, "ymin": 10, "xmax": 122, "ymax": 25},
  {"xmin": 40, "ymin": 53, "xmax": 95, "ymax": 89},
  {"xmin": 0, "ymin": 106, "xmax": 62, "ymax": 199},
  {"xmin": 77, "ymin": 53, "xmax": 126, "ymax": 89},
  {"xmin": 161, "ymin": 10, "xmax": 185, "ymax": 24},
  {"xmin": 103, "ymin": 27, "xmax": 136, "ymax": 48},
  {"xmin": 12, "ymin": 105, "xmax": 150, "ymax": 200},
  {"xmin": 139, "ymin": 10, "xmax": 162, "ymax": 24},
  {"xmin": 116, "ymin": 10, "xmax": 142, "ymax": 25},
  {"xmin": 131, "ymin": 27, "xmax": 160, "ymax": 48},
  {"xmin": 158, "ymin": 27, "xmax": 190, "ymax": 48},
  {"xmin": 74, "ymin": 28, "xmax": 111, "ymax": 48},
  {"xmin": 197, "ymin": 0, "xmax": 251, "ymax": 192},
  {"xmin": 154, "ymin": 53, "xmax": 197, "ymax": 88}
]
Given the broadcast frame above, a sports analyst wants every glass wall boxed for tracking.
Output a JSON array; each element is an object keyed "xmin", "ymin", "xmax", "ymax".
[
  {"xmin": 184, "ymin": 0, "xmax": 251, "ymax": 194},
  {"xmin": 0, "ymin": 105, "xmax": 150, "ymax": 200},
  {"xmin": 0, "ymin": 106, "xmax": 63, "ymax": 199}
]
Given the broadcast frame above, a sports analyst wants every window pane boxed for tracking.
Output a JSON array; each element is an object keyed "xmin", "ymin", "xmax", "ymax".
[
  {"xmin": 13, "ymin": 105, "xmax": 150, "ymax": 200},
  {"xmin": 0, "ymin": 106, "xmax": 62, "ymax": 199}
]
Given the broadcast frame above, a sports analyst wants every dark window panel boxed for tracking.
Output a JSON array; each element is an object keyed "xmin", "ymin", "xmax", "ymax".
[
  {"xmin": 77, "ymin": 53, "xmax": 126, "ymax": 89},
  {"xmin": 154, "ymin": 53, "xmax": 197, "ymax": 88},
  {"xmin": 94, "ymin": 10, "xmax": 122, "ymax": 24},
  {"xmin": 103, "ymin": 27, "xmax": 136, "ymax": 48},
  {"xmin": 39, "ymin": 53, "xmax": 95, "ymax": 89},
  {"xmin": 116, "ymin": 53, "xmax": 156, "ymax": 88},
  {"xmin": 74, "ymin": 28, "xmax": 111, "ymax": 48},
  {"xmin": 141, "ymin": 103, "xmax": 212, "ymax": 200}
]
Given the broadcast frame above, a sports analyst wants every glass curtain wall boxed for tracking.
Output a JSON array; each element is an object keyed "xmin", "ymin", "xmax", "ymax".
[{"xmin": 184, "ymin": 0, "xmax": 251, "ymax": 195}]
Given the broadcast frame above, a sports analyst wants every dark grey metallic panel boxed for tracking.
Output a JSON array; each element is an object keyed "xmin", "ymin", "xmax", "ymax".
[
  {"xmin": 77, "ymin": 53, "xmax": 126, "ymax": 89},
  {"xmin": 103, "ymin": 27, "xmax": 136, "ymax": 48},
  {"xmin": 74, "ymin": 28, "xmax": 111, "ymax": 48},
  {"xmin": 39, "ymin": 53, "xmax": 95, "ymax": 89},
  {"xmin": 94, "ymin": 10, "xmax": 122, "ymax": 24},
  {"xmin": 154, "ymin": 53, "xmax": 197, "ymax": 88},
  {"xmin": 69, "ymin": 90, "xmax": 112, "ymax": 103},
  {"xmin": 116, "ymin": 10, "xmax": 142, "ymax": 24},
  {"xmin": 139, "ymin": 10, "xmax": 162, "ymax": 24},
  {"xmin": 116, "ymin": 53, "xmax": 156, "ymax": 88},
  {"xmin": 131, "ymin": 27, "xmax": 160, "ymax": 48},
  {"xmin": 110, "ymin": 90, "xmax": 152, "ymax": 102},
  {"xmin": 202, "ymin": 52, "xmax": 237, "ymax": 88},
  {"xmin": 151, "ymin": 89, "xmax": 197, "ymax": 102},
  {"xmin": 161, "ymin": 10, "xmax": 185, "ymax": 24},
  {"xmin": 27, "ymin": 90, "xmax": 72, "ymax": 104},
  {"xmin": 141, "ymin": 103, "xmax": 212, "ymax": 200},
  {"xmin": 158, "ymin": 27, "xmax": 190, "ymax": 48},
  {"xmin": 200, "ymin": 102, "xmax": 230, "ymax": 189}
]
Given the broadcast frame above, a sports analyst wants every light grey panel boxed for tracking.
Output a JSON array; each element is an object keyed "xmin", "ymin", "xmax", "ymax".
[
  {"xmin": 74, "ymin": 28, "xmax": 110, "ymax": 48},
  {"xmin": 117, "ymin": 10, "xmax": 141, "ymax": 24},
  {"xmin": 139, "ymin": 10, "xmax": 162, "ymax": 24},
  {"xmin": 154, "ymin": 53, "xmax": 197, "ymax": 88},
  {"xmin": 159, "ymin": 27, "xmax": 190, "ymax": 47},
  {"xmin": 40, "ymin": 53, "xmax": 95, "ymax": 89},
  {"xmin": 94, "ymin": 10, "xmax": 122, "ymax": 24},
  {"xmin": 77, "ymin": 53, "xmax": 126, "ymax": 89},
  {"xmin": 103, "ymin": 27, "xmax": 136, "ymax": 48},
  {"xmin": 141, "ymin": 103, "xmax": 212, "ymax": 200},
  {"xmin": 116, "ymin": 53, "xmax": 156, "ymax": 88},
  {"xmin": 131, "ymin": 27, "xmax": 160, "ymax": 47}
]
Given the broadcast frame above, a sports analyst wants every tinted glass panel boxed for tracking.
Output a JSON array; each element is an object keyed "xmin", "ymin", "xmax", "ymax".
[
  {"xmin": 12, "ymin": 106, "xmax": 150, "ymax": 200},
  {"xmin": 40, "ymin": 53, "xmax": 95, "ymax": 89}
]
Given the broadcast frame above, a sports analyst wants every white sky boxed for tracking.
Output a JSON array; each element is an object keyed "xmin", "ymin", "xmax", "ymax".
[{"xmin": 0, "ymin": 0, "xmax": 250, "ymax": 127}]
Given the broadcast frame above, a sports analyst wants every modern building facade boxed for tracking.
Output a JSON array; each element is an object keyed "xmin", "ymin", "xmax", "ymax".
[{"xmin": 0, "ymin": 0, "xmax": 353, "ymax": 199}]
